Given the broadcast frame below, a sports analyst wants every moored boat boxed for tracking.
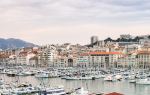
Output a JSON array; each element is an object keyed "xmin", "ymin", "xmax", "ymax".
[{"xmin": 136, "ymin": 78, "xmax": 150, "ymax": 85}]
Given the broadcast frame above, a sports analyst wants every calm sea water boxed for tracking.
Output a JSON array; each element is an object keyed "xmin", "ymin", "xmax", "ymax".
[{"xmin": 1, "ymin": 75, "xmax": 150, "ymax": 95}]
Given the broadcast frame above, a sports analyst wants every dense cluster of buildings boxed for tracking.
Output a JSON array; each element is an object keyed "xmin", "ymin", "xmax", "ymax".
[{"xmin": 0, "ymin": 34, "xmax": 150, "ymax": 69}]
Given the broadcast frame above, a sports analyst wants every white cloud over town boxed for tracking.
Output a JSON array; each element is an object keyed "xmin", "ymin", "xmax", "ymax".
[{"xmin": 0, "ymin": 0, "xmax": 150, "ymax": 45}]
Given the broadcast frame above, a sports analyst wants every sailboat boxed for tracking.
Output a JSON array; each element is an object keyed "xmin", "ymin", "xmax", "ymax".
[
  {"xmin": 135, "ymin": 60, "xmax": 150, "ymax": 85},
  {"xmin": 70, "ymin": 68, "xmax": 89, "ymax": 95},
  {"xmin": 70, "ymin": 87, "xmax": 89, "ymax": 95},
  {"xmin": 136, "ymin": 78, "xmax": 150, "ymax": 85},
  {"xmin": 37, "ymin": 86, "xmax": 66, "ymax": 95},
  {"xmin": 37, "ymin": 75, "xmax": 66, "ymax": 95}
]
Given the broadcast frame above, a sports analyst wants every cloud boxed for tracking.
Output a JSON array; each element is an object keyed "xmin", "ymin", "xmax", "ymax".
[
  {"xmin": 1, "ymin": 0, "xmax": 150, "ymax": 24},
  {"xmin": 0, "ymin": 0, "xmax": 150, "ymax": 44}
]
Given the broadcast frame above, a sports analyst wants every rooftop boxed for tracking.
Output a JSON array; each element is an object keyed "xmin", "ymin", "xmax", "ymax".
[{"xmin": 105, "ymin": 92, "xmax": 124, "ymax": 95}]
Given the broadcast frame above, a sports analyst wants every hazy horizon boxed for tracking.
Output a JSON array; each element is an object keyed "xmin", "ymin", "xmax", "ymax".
[{"xmin": 1, "ymin": 0, "xmax": 150, "ymax": 45}]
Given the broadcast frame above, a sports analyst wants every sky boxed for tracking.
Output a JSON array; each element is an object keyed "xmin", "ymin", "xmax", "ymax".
[{"xmin": 0, "ymin": 0, "xmax": 150, "ymax": 45}]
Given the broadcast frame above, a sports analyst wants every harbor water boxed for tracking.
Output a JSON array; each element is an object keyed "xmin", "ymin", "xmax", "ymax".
[{"xmin": 0, "ymin": 74, "xmax": 150, "ymax": 95}]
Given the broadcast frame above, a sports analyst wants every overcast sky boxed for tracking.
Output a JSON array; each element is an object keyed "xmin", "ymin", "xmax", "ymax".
[{"xmin": 0, "ymin": 0, "xmax": 150, "ymax": 45}]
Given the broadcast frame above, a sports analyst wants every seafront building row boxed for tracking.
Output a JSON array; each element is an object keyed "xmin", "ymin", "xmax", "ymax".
[{"xmin": 0, "ymin": 34, "xmax": 150, "ymax": 69}]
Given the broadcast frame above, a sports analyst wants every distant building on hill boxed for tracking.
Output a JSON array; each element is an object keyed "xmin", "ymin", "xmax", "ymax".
[{"xmin": 91, "ymin": 36, "xmax": 98, "ymax": 44}]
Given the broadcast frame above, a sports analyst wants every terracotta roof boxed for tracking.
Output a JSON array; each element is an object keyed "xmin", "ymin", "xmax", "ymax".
[
  {"xmin": 0, "ymin": 54, "xmax": 9, "ymax": 58},
  {"xmin": 19, "ymin": 51, "xmax": 28, "ymax": 56},
  {"xmin": 89, "ymin": 52, "xmax": 122, "ymax": 55},
  {"xmin": 28, "ymin": 51, "xmax": 38, "ymax": 54},
  {"xmin": 105, "ymin": 92, "xmax": 124, "ymax": 95},
  {"xmin": 137, "ymin": 51, "xmax": 150, "ymax": 54}
]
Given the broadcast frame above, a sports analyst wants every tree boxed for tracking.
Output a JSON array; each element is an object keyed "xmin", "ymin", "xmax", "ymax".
[
  {"xmin": 116, "ymin": 38, "xmax": 121, "ymax": 42},
  {"xmin": 127, "ymin": 38, "xmax": 133, "ymax": 42},
  {"xmin": 104, "ymin": 37, "xmax": 113, "ymax": 42},
  {"xmin": 133, "ymin": 36, "xmax": 140, "ymax": 42},
  {"xmin": 148, "ymin": 35, "xmax": 150, "ymax": 39}
]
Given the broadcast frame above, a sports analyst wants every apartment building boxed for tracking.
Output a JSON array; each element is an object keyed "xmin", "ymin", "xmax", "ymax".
[
  {"xmin": 77, "ymin": 52, "xmax": 123, "ymax": 68},
  {"xmin": 137, "ymin": 51, "xmax": 150, "ymax": 68},
  {"xmin": 77, "ymin": 53, "xmax": 89, "ymax": 68}
]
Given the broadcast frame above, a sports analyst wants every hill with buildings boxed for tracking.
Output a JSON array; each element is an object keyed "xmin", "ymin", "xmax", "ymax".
[
  {"xmin": 104, "ymin": 36, "xmax": 150, "ymax": 42},
  {"xmin": 0, "ymin": 38, "xmax": 37, "ymax": 50},
  {"xmin": 87, "ymin": 35, "xmax": 150, "ymax": 47}
]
